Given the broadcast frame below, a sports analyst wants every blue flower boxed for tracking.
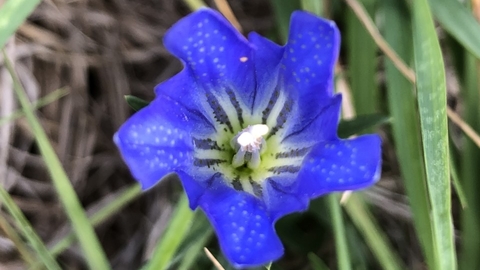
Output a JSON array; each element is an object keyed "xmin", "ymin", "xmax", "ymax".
[{"xmin": 114, "ymin": 8, "xmax": 381, "ymax": 268}]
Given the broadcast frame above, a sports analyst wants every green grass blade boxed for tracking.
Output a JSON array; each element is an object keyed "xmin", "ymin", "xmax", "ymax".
[
  {"xmin": 177, "ymin": 228, "xmax": 213, "ymax": 270},
  {"xmin": 328, "ymin": 194, "xmax": 351, "ymax": 270},
  {"xmin": 144, "ymin": 194, "xmax": 194, "ymax": 270},
  {"xmin": 3, "ymin": 51, "xmax": 111, "ymax": 270},
  {"xmin": 344, "ymin": 195, "xmax": 403, "ymax": 270},
  {"xmin": 429, "ymin": 0, "xmax": 480, "ymax": 60},
  {"xmin": 449, "ymin": 149, "xmax": 468, "ymax": 209},
  {"xmin": 346, "ymin": 0, "xmax": 378, "ymax": 118},
  {"xmin": 382, "ymin": 0, "xmax": 436, "ymax": 268},
  {"xmin": 308, "ymin": 253, "xmax": 330, "ymax": 270},
  {"xmin": 49, "ymin": 183, "xmax": 142, "ymax": 256},
  {"xmin": 182, "ymin": 0, "xmax": 206, "ymax": 11},
  {"xmin": 270, "ymin": 0, "xmax": 301, "ymax": 43},
  {"xmin": 459, "ymin": 34, "xmax": 480, "ymax": 269},
  {"xmin": 0, "ymin": 0, "xmax": 41, "ymax": 49},
  {"xmin": 300, "ymin": 0, "xmax": 323, "ymax": 16},
  {"xmin": 0, "ymin": 186, "xmax": 61, "ymax": 270},
  {"xmin": 412, "ymin": 1, "xmax": 457, "ymax": 269},
  {"xmin": 0, "ymin": 87, "xmax": 69, "ymax": 126},
  {"xmin": 0, "ymin": 212, "xmax": 36, "ymax": 265}
]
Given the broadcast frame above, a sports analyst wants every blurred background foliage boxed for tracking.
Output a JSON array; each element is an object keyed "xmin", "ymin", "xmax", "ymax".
[{"xmin": 1, "ymin": 0, "xmax": 480, "ymax": 269}]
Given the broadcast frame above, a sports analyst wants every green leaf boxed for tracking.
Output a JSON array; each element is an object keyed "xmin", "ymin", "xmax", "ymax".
[
  {"xmin": 412, "ymin": 1, "xmax": 457, "ymax": 269},
  {"xmin": 3, "ymin": 51, "xmax": 111, "ymax": 270},
  {"xmin": 125, "ymin": 95, "xmax": 150, "ymax": 111},
  {"xmin": 429, "ymin": 0, "xmax": 480, "ymax": 60},
  {"xmin": 382, "ymin": 0, "xmax": 436, "ymax": 268},
  {"xmin": 0, "ymin": 0, "xmax": 41, "ymax": 49},
  {"xmin": 337, "ymin": 114, "xmax": 389, "ymax": 138}
]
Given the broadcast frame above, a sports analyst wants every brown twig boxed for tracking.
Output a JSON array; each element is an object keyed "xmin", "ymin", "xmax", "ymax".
[
  {"xmin": 213, "ymin": 0, "xmax": 243, "ymax": 32},
  {"xmin": 204, "ymin": 247, "xmax": 225, "ymax": 270}
]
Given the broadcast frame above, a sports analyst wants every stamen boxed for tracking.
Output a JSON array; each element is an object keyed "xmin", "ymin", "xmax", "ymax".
[{"xmin": 230, "ymin": 124, "xmax": 269, "ymax": 169}]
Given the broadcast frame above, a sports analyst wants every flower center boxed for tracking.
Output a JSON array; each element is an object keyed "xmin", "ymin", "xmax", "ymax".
[{"xmin": 230, "ymin": 124, "xmax": 269, "ymax": 169}]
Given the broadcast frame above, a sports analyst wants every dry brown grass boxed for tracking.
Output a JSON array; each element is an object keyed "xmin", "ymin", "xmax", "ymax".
[{"xmin": 0, "ymin": 0, "xmax": 431, "ymax": 269}]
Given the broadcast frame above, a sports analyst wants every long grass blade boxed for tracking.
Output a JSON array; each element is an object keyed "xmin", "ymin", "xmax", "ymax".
[
  {"xmin": 308, "ymin": 253, "xmax": 330, "ymax": 270},
  {"xmin": 144, "ymin": 194, "xmax": 194, "ymax": 270},
  {"xmin": 0, "ymin": 212, "xmax": 36, "ymax": 266},
  {"xmin": 270, "ymin": 0, "xmax": 301, "ymax": 42},
  {"xmin": 3, "ymin": 50, "xmax": 111, "ymax": 270},
  {"xmin": 429, "ymin": 0, "xmax": 480, "ymax": 60},
  {"xmin": 49, "ymin": 183, "xmax": 142, "ymax": 256},
  {"xmin": 0, "ymin": 0, "xmax": 41, "ymax": 49},
  {"xmin": 412, "ymin": 1, "xmax": 457, "ymax": 269},
  {"xmin": 346, "ymin": 0, "xmax": 378, "ymax": 118},
  {"xmin": 459, "ymin": 11, "xmax": 480, "ymax": 267},
  {"xmin": 328, "ymin": 194, "xmax": 351, "ymax": 270},
  {"xmin": 0, "ymin": 87, "xmax": 69, "ymax": 127},
  {"xmin": 300, "ymin": 0, "xmax": 323, "ymax": 16},
  {"xmin": 382, "ymin": 0, "xmax": 436, "ymax": 268},
  {"xmin": 177, "ymin": 227, "xmax": 214, "ymax": 270},
  {"xmin": 0, "ymin": 186, "xmax": 61, "ymax": 269},
  {"xmin": 344, "ymin": 194, "xmax": 403, "ymax": 270}
]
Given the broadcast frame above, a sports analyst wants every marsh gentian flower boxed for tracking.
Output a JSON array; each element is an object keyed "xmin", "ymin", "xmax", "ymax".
[{"xmin": 114, "ymin": 8, "xmax": 381, "ymax": 268}]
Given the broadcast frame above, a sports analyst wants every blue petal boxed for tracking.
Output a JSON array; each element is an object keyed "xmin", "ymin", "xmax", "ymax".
[
  {"xmin": 297, "ymin": 135, "xmax": 382, "ymax": 198},
  {"xmin": 162, "ymin": 8, "xmax": 256, "ymax": 108},
  {"xmin": 154, "ymin": 68, "xmax": 217, "ymax": 135},
  {"xmin": 263, "ymin": 177, "xmax": 309, "ymax": 221},
  {"xmin": 114, "ymin": 95, "xmax": 198, "ymax": 189},
  {"xmin": 282, "ymin": 94, "xmax": 342, "ymax": 145},
  {"xmin": 281, "ymin": 11, "xmax": 340, "ymax": 115},
  {"xmin": 248, "ymin": 32, "xmax": 284, "ymax": 113},
  {"xmin": 199, "ymin": 178, "xmax": 283, "ymax": 268}
]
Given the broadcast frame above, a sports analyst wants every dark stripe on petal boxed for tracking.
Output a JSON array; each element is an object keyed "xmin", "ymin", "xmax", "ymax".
[
  {"xmin": 268, "ymin": 165, "xmax": 301, "ymax": 174},
  {"xmin": 261, "ymin": 88, "xmax": 280, "ymax": 124},
  {"xmin": 268, "ymin": 179, "xmax": 288, "ymax": 194},
  {"xmin": 275, "ymin": 147, "xmax": 311, "ymax": 159},
  {"xmin": 267, "ymin": 98, "xmax": 293, "ymax": 139},
  {"xmin": 193, "ymin": 158, "xmax": 226, "ymax": 168},
  {"xmin": 193, "ymin": 138, "xmax": 222, "ymax": 150},
  {"xmin": 206, "ymin": 92, "xmax": 233, "ymax": 133},
  {"xmin": 249, "ymin": 177, "xmax": 263, "ymax": 197},
  {"xmin": 160, "ymin": 94, "xmax": 217, "ymax": 132},
  {"xmin": 232, "ymin": 177, "xmax": 243, "ymax": 191},
  {"xmin": 206, "ymin": 172, "xmax": 222, "ymax": 187},
  {"xmin": 282, "ymin": 98, "xmax": 338, "ymax": 143},
  {"xmin": 226, "ymin": 89, "xmax": 244, "ymax": 127}
]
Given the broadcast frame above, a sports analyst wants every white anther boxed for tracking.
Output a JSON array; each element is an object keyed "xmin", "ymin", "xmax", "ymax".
[
  {"xmin": 250, "ymin": 124, "xmax": 269, "ymax": 138},
  {"xmin": 236, "ymin": 124, "xmax": 269, "ymax": 152},
  {"xmin": 231, "ymin": 124, "xmax": 269, "ymax": 169},
  {"xmin": 237, "ymin": 132, "xmax": 255, "ymax": 148}
]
